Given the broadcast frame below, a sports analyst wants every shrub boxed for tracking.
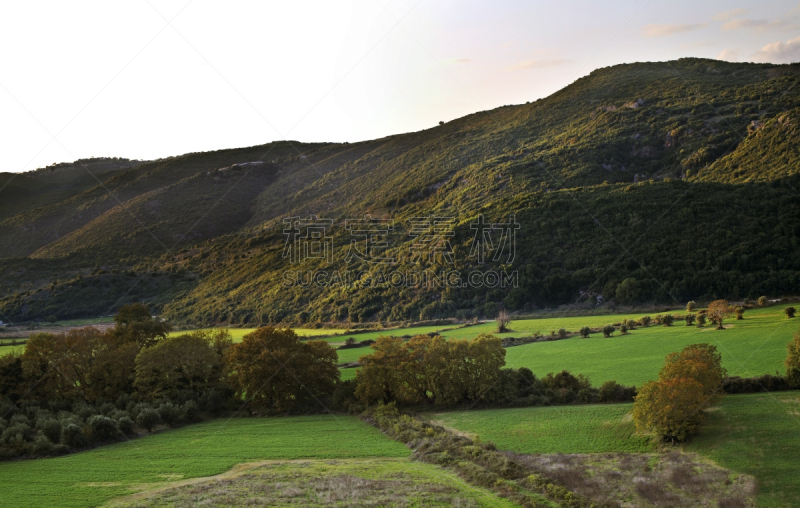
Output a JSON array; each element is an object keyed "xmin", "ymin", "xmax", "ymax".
[
  {"xmin": 640, "ymin": 316, "xmax": 651, "ymax": 327},
  {"xmin": 602, "ymin": 325, "xmax": 614, "ymax": 337},
  {"xmin": 620, "ymin": 323, "xmax": 628, "ymax": 334},
  {"xmin": 496, "ymin": 310, "xmax": 511, "ymax": 333},
  {"xmin": 557, "ymin": 328, "xmax": 567, "ymax": 339},
  {"xmin": 787, "ymin": 329, "xmax": 800, "ymax": 389},
  {"xmin": 696, "ymin": 314, "xmax": 707, "ymax": 327},
  {"xmin": 599, "ymin": 380, "xmax": 637, "ymax": 402},
  {"xmin": 786, "ymin": 307, "xmax": 796, "ymax": 319},
  {"xmin": 686, "ymin": 301, "xmax": 696, "ymax": 312},
  {"xmin": 38, "ymin": 418, "xmax": 62, "ymax": 444},
  {"xmin": 157, "ymin": 402, "xmax": 179, "ymax": 426},
  {"xmin": 117, "ymin": 416, "xmax": 135, "ymax": 436},
  {"xmin": 735, "ymin": 306, "xmax": 744, "ymax": 320},
  {"xmin": 33, "ymin": 435, "xmax": 54, "ymax": 455},
  {"xmin": 662, "ymin": 314, "xmax": 674, "ymax": 326},
  {"xmin": 654, "ymin": 314, "xmax": 663, "ymax": 325},
  {"xmin": 685, "ymin": 314, "xmax": 696, "ymax": 326},
  {"xmin": 88, "ymin": 415, "xmax": 119, "ymax": 441},
  {"xmin": 758, "ymin": 296, "xmax": 767, "ymax": 307},
  {"xmin": 60, "ymin": 423, "xmax": 87, "ymax": 448},
  {"xmin": 136, "ymin": 408, "xmax": 160, "ymax": 432},
  {"xmin": 579, "ymin": 326, "xmax": 591, "ymax": 338},
  {"xmin": 181, "ymin": 400, "xmax": 199, "ymax": 422}
]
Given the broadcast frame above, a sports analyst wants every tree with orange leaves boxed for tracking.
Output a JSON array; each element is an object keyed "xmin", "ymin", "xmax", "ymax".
[{"xmin": 706, "ymin": 300, "xmax": 733, "ymax": 330}]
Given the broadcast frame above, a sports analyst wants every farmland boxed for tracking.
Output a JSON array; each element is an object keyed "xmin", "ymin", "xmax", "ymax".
[
  {"xmin": 0, "ymin": 415, "xmax": 409, "ymax": 508},
  {"xmin": 429, "ymin": 391, "xmax": 800, "ymax": 507},
  {"xmin": 337, "ymin": 304, "xmax": 797, "ymax": 386}
]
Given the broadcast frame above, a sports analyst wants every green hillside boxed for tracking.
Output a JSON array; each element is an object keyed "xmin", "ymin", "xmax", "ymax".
[{"xmin": 1, "ymin": 58, "xmax": 800, "ymax": 324}]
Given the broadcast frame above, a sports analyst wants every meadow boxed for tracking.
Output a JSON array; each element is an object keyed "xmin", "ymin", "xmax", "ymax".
[
  {"xmin": 0, "ymin": 415, "xmax": 409, "ymax": 508},
  {"xmin": 336, "ymin": 304, "xmax": 797, "ymax": 386},
  {"xmin": 429, "ymin": 391, "xmax": 800, "ymax": 508}
]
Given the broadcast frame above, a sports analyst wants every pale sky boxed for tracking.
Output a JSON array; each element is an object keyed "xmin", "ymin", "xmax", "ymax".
[{"xmin": 1, "ymin": 0, "xmax": 798, "ymax": 173}]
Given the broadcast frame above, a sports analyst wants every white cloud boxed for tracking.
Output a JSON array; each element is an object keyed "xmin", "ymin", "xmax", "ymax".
[
  {"xmin": 753, "ymin": 35, "xmax": 800, "ymax": 63},
  {"xmin": 713, "ymin": 8, "xmax": 747, "ymax": 21},
  {"xmin": 722, "ymin": 18, "xmax": 792, "ymax": 32},
  {"xmin": 717, "ymin": 49, "xmax": 739, "ymax": 62},
  {"xmin": 641, "ymin": 23, "xmax": 707, "ymax": 37},
  {"xmin": 510, "ymin": 59, "xmax": 569, "ymax": 70}
]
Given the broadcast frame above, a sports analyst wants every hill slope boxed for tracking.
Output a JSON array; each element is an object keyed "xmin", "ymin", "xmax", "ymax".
[{"xmin": 1, "ymin": 58, "xmax": 799, "ymax": 323}]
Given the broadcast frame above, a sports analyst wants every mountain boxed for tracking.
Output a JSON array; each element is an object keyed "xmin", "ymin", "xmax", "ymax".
[{"xmin": 1, "ymin": 58, "xmax": 799, "ymax": 324}]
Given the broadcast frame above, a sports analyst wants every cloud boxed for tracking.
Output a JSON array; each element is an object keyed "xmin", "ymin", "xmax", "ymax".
[
  {"xmin": 713, "ymin": 8, "xmax": 747, "ymax": 21},
  {"xmin": 641, "ymin": 23, "xmax": 707, "ymax": 37},
  {"xmin": 722, "ymin": 18, "xmax": 792, "ymax": 32},
  {"xmin": 717, "ymin": 49, "xmax": 739, "ymax": 62},
  {"xmin": 511, "ymin": 58, "xmax": 569, "ymax": 70},
  {"xmin": 753, "ymin": 35, "xmax": 800, "ymax": 63}
]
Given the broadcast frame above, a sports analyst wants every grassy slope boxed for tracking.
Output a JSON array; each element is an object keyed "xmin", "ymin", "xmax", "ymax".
[
  {"xmin": 0, "ymin": 415, "xmax": 408, "ymax": 508},
  {"xmin": 429, "ymin": 392, "xmax": 800, "ymax": 508}
]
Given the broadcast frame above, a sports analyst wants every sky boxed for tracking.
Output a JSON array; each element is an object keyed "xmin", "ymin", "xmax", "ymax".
[{"xmin": 1, "ymin": 0, "xmax": 798, "ymax": 173}]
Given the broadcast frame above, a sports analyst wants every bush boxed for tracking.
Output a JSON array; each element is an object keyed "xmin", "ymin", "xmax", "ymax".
[
  {"xmin": 662, "ymin": 314, "xmax": 674, "ymax": 326},
  {"xmin": 686, "ymin": 301, "xmax": 696, "ymax": 312},
  {"xmin": 33, "ymin": 435, "xmax": 54, "ymax": 455},
  {"xmin": 181, "ymin": 400, "xmax": 199, "ymax": 422},
  {"xmin": 157, "ymin": 402, "xmax": 180, "ymax": 426},
  {"xmin": 685, "ymin": 313, "xmax": 696, "ymax": 326},
  {"xmin": 88, "ymin": 415, "xmax": 119, "ymax": 441},
  {"xmin": 785, "ymin": 307, "xmax": 796, "ymax": 319},
  {"xmin": 60, "ymin": 423, "xmax": 87, "ymax": 448},
  {"xmin": 38, "ymin": 418, "xmax": 62, "ymax": 444},
  {"xmin": 696, "ymin": 314, "xmax": 707, "ymax": 327},
  {"xmin": 602, "ymin": 325, "xmax": 615, "ymax": 337},
  {"xmin": 136, "ymin": 408, "xmax": 160, "ymax": 432},
  {"xmin": 735, "ymin": 306, "xmax": 744, "ymax": 320},
  {"xmin": 579, "ymin": 326, "xmax": 591, "ymax": 338},
  {"xmin": 557, "ymin": 328, "xmax": 567, "ymax": 339},
  {"xmin": 758, "ymin": 296, "xmax": 767, "ymax": 307},
  {"xmin": 640, "ymin": 316, "xmax": 651, "ymax": 327},
  {"xmin": 620, "ymin": 323, "xmax": 628, "ymax": 334},
  {"xmin": 117, "ymin": 416, "xmax": 135, "ymax": 436},
  {"xmin": 598, "ymin": 380, "xmax": 637, "ymax": 402}
]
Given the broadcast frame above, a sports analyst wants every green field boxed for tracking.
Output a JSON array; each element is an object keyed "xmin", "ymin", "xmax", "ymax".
[
  {"xmin": 429, "ymin": 403, "xmax": 654, "ymax": 454},
  {"xmin": 340, "ymin": 304, "xmax": 797, "ymax": 387},
  {"xmin": 0, "ymin": 415, "xmax": 409, "ymax": 508},
  {"xmin": 429, "ymin": 392, "xmax": 800, "ymax": 508},
  {"xmin": 110, "ymin": 458, "xmax": 516, "ymax": 507}
]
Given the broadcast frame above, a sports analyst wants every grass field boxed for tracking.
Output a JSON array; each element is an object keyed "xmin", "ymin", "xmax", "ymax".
[
  {"xmin": 429, "ymin": 391, "xmax": 800, "ymax": 508},
  {"xmin": 341, "ymin": 304, "xmax": 798, "ymax": 387},
  {"xmin": 0, "ymin": 415, "xmax": 409, "ymax": 508},
  {"xmin": 428, "ymin": 403, "xmax": 654, "ymax": 454},
  {"xmin": 110, "ymin": 458, "xmax": 516, "ymax": 507}
]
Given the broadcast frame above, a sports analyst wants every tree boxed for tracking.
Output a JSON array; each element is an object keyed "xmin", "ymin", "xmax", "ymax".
[
  {"xmin": 134, "ymin": 333, "xmax": 223, "ymax": 401},
  {"xmin": 615, "ymin": 278, "xmax": 642, "ymax": 304},
  {"xmin": 787, "ymin": 329, "xmax": 800, "ymax": 389},
  {"xmin": 633, "ymin": 343, "xmax": 725, "ymax": 442},
  {"xmin": 496, "ymin": 310, "xmax": 511, "ymax": 333},
  {"xmin": 735, "ymin": 306, "xmax": 744, "ymax": 320},
  {"xmin": 579, "ymin": 326, "xmax": 591, "ymax": 338},
  {"xmin": 602, "ymin": 325, "xmax": 615, "ymax": 337},
  {"xmin": 758, "ymin": 296, "xmax": 767, "ymax": 307},
  {"xmin": 786, "ymin": 307, "xmax": 796, "ymax": 319},
  {"xmin": 225, "ymin": 327, "xmax": 339, "ymax": 412},
  {"xmin": 685, "ymin": 314, "xmax": 696, "ymax": 326},
  {"xmin": 640, "ymin": 316, "xmax": 651, "ymax": 327},
  {"xmin": 696, "ymin": 314, "xmax": 707, "ymax": 327},
  {"xmin": 686, "ymin": 301, "xmax": 696, "ymax": 312},
  {"xmin": 620, "ymin": 323, "xmax": 628, "ymax": 334},
  {"xmin": 707, "ymin": 300, "xmax": 733, "ymax": 330},
  {"xmin": 662, "ymin": 314, "xmax": 675, "ymax": 326},
  {"xmin": 110, "ymin": 303, "xmax": 171, "ymax": 349}
]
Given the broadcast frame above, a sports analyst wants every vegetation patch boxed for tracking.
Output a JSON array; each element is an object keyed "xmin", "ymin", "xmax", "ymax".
[{"xmin": 108, "ymin": 458, "xmax": 516, "ymax": 507}]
